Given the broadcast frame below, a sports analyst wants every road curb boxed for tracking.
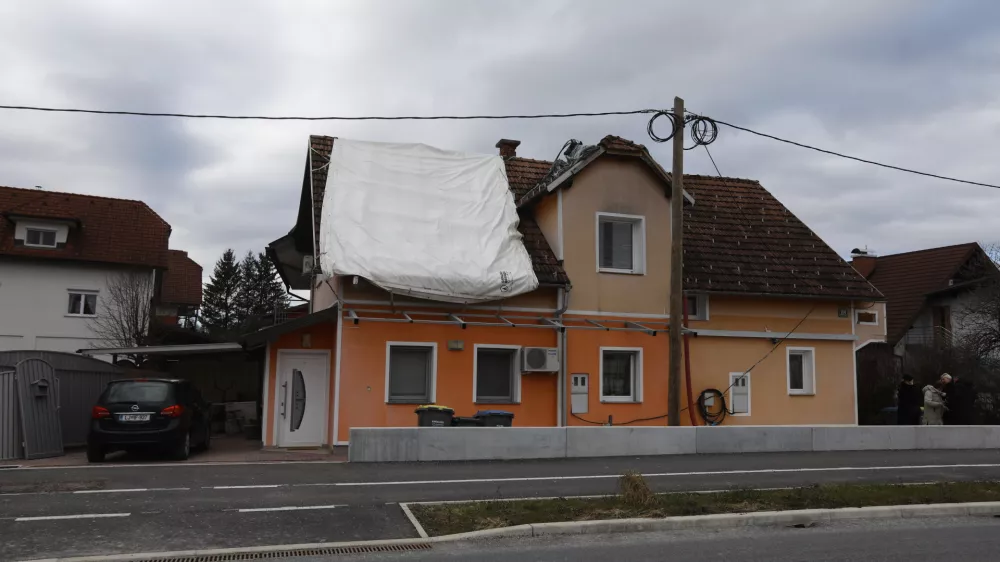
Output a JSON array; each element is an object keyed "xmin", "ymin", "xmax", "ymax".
[{"xmin": 31, "ymin": 502, "xmax": 1000, "ymax": 562}]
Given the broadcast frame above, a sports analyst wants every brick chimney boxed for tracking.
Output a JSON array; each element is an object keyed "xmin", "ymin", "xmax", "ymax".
[
  {"xmin": 496, "ymin": 139, "xmax": 521, "ymax": 158},
  {"xmin": 850, "ymin": 248, "xmax": 877, "ymax": 278}
]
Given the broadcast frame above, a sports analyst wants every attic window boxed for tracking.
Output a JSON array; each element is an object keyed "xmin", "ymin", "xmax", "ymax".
[
  {"xmin": 855, "ymin": 310, "xmax": 878, "ymax": 325},
  {"xmin": 597, "ymin": 212, "xmax": 645, "ymax": 274},
  {"xmin": 25, "ymin": 228, "xmax": 57, "ymax": 248}
]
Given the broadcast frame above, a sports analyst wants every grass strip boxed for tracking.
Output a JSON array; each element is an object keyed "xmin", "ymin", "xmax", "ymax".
[{"xmin": 410, "ymin": 479, "xmax": 1000, "ymax": 536}]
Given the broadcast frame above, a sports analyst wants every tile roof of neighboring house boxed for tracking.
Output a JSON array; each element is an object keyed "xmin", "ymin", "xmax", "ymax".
[
  {"xmin": 0, "ymin": 185, "xmax": 171, "ymax": 268},
  {"xmin": 860, "ymin": 243, "xmax": 981, "ymax": 344},
  {"xmin": 161, "ymin": 250, "xmax": 203, "ymax": 306},
  {"xmin": 683, "ymin": 175, "xmax": 881, "ymax": 300},
  {"xmin": 306, "ymin": 136, "xmax": 568, "ymax": 285}
]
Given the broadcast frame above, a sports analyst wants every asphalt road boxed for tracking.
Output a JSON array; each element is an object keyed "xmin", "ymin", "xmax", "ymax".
[
  {"xmin": 290, "ymin": 517, "xmax": 1000, "ymax": 561},
  {"xmin": 3, "ymin": 449, "xmax": 1000, "ymax": 560}
]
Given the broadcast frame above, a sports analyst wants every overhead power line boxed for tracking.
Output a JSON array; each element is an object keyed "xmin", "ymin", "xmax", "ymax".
[
  {"xmin": 2, "ymin": 102, "xmax": 999, "ymax": 189},
  {"xmin": 0, "ymin": 104, "xmax": 656, "ymax": 121},
  {"xmin": 707, "ymin": 117, "xmax": 1000, "ymax": 190}
]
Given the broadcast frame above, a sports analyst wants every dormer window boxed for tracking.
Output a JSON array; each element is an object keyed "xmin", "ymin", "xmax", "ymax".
[{"xmin": 25, "ymin": 228, "xmax": 57, "ymax": 248}]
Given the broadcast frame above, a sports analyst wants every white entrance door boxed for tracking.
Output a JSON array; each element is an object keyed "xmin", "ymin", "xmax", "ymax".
[{"xmin": 276, "ymin": 351, "xmax": 330, "ymax": 447}]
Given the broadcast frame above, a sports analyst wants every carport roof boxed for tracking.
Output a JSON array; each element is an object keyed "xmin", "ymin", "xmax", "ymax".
[
  {"xmin": 77, "ymin": 342, "xmax": 244, "ymax": 356},
  {"xmin": 241, "ymin": 305, "xmax": 340, "ymax": 349}
]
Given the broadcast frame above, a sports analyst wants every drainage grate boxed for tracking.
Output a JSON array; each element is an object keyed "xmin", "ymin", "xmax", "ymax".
[{"xmin": 131, "ymin": 543, "xmax": 431, "ymax": 561}]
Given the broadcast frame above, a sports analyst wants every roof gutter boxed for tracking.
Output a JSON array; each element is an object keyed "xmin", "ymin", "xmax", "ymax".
[{"xmin": 693, "ymin": 289, "xmax": 887, "ymax": 302}]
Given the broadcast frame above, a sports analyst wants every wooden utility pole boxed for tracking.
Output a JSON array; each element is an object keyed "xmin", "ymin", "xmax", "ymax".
[{"xmin": 667, "ymin": 96, "xmax": 684, "ymax": 426}]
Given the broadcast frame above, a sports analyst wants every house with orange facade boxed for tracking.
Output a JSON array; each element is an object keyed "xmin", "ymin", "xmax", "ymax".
[{"xmin": 254, "ymin": 134, "xmax": 884, "ymax": 448}]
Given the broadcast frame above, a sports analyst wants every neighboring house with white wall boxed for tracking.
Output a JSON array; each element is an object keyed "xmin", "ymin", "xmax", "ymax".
[
  {"xmin": 0, "ymin": 186, "xmax": 201, "ymax": 356},
  {"xmin": 851, "ymin": 243, "xmax": 999, "ymax": 354}
]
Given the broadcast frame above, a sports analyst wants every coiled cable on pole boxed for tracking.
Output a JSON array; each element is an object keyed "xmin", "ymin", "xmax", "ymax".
[{"xmin": 646, "ymin": 111, "xmax": 719, "ymax": 149}]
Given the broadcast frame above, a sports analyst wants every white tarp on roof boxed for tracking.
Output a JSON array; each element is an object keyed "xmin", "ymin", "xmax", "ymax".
[{"xmin": 318, "ymin": 139, "xmax": 539, "ymax": 303}]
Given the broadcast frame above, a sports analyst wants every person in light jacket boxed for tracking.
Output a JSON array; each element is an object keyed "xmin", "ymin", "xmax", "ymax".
[{"xmin": 923, "ymin": 382, "xmax": 947, "ymax": 425}]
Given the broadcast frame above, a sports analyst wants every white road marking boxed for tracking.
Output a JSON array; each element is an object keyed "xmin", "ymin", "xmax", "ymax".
[
  {"xmin": 210, "ymin": 485, "xmax": 284, "ymax": 489},
  {"xmin": 73, "ymin": 488, "xmax": 149, "ymax": 494},
  {"xmin": 235, "ymin": 504, "xmax": 344, "ymax": 513},
  {"xmin": 398, "ymin": 503, "xmax": 429, "ymax": 539},
  {"xmin": 15, "ymin": 512, "xmax": 130, "ymax": 522},
  {"xmin": 73, "ymin": 487, "xmax": 190, "ymax": 494},
  {"xmin": 298, "ymin": 463, "xmax": 1000, "ymax": 487}
]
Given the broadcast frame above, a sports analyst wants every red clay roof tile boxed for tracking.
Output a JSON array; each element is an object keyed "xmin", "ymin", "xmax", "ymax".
[
  {"xmin": 0, "ymin": 185, "xmax": 171, "ymax": 268},
  {"xmin": 162, "ymin": 249, "xmax": 203, "ymax": 306},
  {"xmin": 861, "ymin": 243, "xmax": 980, "ymax": 343}
]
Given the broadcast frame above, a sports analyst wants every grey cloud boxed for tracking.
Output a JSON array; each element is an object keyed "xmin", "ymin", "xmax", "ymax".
[{"xmin": 2, "ymin": 0, "xmax": 1000, "ymax": 274}]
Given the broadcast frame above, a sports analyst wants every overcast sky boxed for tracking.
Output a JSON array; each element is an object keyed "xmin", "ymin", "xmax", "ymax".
[{"xmin": 2, "ymin": 1, "xmax": 999, "ymax": 278}]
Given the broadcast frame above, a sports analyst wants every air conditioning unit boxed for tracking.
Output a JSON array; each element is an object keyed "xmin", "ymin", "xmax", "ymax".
[
  {"xmin": 302, "ymin": 255, "xmax": 315, "ymax": 274},
  {"xmin": 522, "ymin": 347, "xmax": 559, "ymax": 373}
]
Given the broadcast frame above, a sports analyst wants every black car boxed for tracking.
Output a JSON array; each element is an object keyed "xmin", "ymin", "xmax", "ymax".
[{"xmin": 88, "ymin": 378, "xmax": 211, "ymax": 462}]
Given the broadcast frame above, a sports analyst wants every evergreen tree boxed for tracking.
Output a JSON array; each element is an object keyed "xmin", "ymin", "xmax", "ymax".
[
  {"xmin": 234, "ymin": 250, "xmax": 259, "ymax": 326},
  {"xmin": 201, "ymin": 249, "xmax": 241, "ymax": 336},
  {"xmin": 256, "ymin": 251, "xmax": 288, "ymax": 315},
  {"xmin": 232, "ymin": 251, "xmax": 289, "ymax": 333}
]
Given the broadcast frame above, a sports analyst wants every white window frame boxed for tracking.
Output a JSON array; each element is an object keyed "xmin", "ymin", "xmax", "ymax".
[
  {"xmin": 686, "ymin": 294, "xmax": 710, "ymax": 321},
  {"xmin": 595, "ymin": 212, "xmax": 646, "ymax": 275},
  {"xmin": 855, "ymin": 309, "xmax": 879, "ymax": 326},
  {"xmin": 66, "ymin": 290, "xmax": 98, "ymax": 317},
  {"xmin": 384, "ymin": 342, "xmax": 437, "ymax": 404},
  {"xmin": 786, "ymin": 347, "xmax": 816, "ymax": 396},
  {"xmin": 25, "ymin": 227, "xmax": 58, "ymax": 248},
  {"xmin": 472, "ymin": 344, "xmax": 522, "ymax": 404},
  {"xmin": 599, "ymin": 346, "xmax": 643, "ymax": 403},
  {"xmin": 728, "ymin": 372, "xmax": 751, "ymax": 416}
]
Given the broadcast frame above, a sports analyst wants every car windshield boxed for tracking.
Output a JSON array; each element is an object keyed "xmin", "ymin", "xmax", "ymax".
[{"xmin": 104, "ymin": 381, "xmax": 174, "ymax": 403}]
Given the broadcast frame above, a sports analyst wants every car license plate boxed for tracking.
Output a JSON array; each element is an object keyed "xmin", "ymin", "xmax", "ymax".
[{"xmin": 118, "ymin": 414, "xmax": 150, "ymax": 422}]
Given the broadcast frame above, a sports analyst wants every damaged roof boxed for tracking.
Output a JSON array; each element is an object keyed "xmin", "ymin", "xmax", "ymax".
[
  {"xmin": 302, "ymin": 136, "xmax": 568, "ymax": 285},
  {"xmin": 290, "ymin": 135, "xmax": 878, "ymax": 300}
]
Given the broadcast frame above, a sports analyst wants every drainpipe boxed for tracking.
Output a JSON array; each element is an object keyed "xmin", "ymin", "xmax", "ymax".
[{"xmin": 556, "ymin": 286, "xmax": 571, "ymax": 427}]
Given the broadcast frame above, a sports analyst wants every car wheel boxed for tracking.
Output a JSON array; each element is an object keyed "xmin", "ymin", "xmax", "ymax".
[
  {"xmin": 173, "ymin": 432, "xmax": 191, "ymax": 461},
  {"xmin": 87, "ymin": 443, "xmax": 105, "ymax": 463}
]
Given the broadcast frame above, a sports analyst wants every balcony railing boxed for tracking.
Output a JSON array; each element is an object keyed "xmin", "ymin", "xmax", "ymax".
[{"xmin": 900, "ymin": 325, "xmax": 955, "ymax": 348}]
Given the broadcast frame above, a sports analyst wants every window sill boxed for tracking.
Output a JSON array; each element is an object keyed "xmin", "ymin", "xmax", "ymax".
[
  {"xmin": 23, "ymin": 244, "xmax": 58, "ymax": 249},
  {"xmin": 600, "ymin": 398, "xmax": 642, "ymax": 404},
  {"xmin": 386, "ymin": 400, "xmax": 432, "ymax": 405},
  {"xmin": 65, "ymin": 314, "xmax": 97, "ymax": 318},
  {"xmin": 598, "ymin": 268, "xmax": 644, "ymax": 275},
  {"xmin": 730, "ymin": 412, "xmax": 751, "ymax": 417},
  {"xmin": 787, "ymin": 390, "xmax": 815, "ymax": 396},
  {"xmin": 857, "ymin": 322, "xmax": 879, "ymax": 326}
]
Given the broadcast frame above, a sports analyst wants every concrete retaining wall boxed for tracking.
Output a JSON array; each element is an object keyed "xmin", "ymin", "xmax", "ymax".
[{"xmin": 348, "ymin": 425, "xmax": 1000, "ymax": 462}]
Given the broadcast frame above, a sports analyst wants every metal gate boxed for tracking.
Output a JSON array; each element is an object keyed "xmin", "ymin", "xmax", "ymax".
[
  {"xmin": 0, "ymin": 368, "xmax": 19, "ymax": 460},
  {"xmin": 15, "ymin": 359, "xmax": 64, "ymax": 459}
]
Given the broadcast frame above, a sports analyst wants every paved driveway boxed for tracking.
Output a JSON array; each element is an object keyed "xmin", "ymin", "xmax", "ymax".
[{"xmin": 0, "ymin": 435, "xmax": 346, "ymax": 468}]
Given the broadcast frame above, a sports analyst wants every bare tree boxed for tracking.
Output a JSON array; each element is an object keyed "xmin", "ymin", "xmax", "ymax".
[
  {"xmin": 90, "ymin": 271, "xmax": 154, "ymax": 365},
  {"xmin": 959, "ymin": 243, "xmax": 1000, "ymax": 357}
]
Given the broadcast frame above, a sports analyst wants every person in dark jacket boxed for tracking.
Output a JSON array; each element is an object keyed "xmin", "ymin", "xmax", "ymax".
[
  {"xmin": 896, "ymin": 374, "xmax": 922, "ymax": 425},
  {"xmin": 944, "ymin": 375, "xmax": 977, "ymax": 425}
]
